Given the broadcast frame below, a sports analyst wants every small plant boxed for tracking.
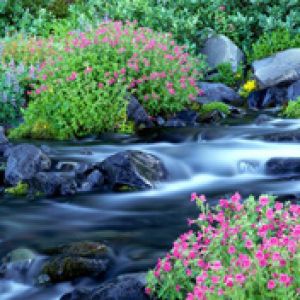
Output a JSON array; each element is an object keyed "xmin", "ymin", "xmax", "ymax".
[
  {"xmin": 282, "ymin": 98, "xmax": 300, "ymax": 118},
  {"xmin": 239, "ymin": 79, "xmax": 257, "ymax": 98},
  {"xmin": 200, "ymin": 102, "xmax": 230, "ymax": 116},
  {"xmin": 11, "ymin": 21, "xmax": 204, "ymax": 139},
  {"xmin": 0, "ymin": 62, "xmax": 28, "ymax": 126},
  {"xmin": 248, "ymin": 29, "xmax": 300, "ymax": 63},
  {"xmin": 146, "ymin": 193, "xmax": 300, "ymax": 300},
  {"xmin": 209, "ymin": 63, "xmax": 243, "ymax": 88},
  {"xmin": 5, "ymin": 182, "xmax": 29, "ymax": 196}
]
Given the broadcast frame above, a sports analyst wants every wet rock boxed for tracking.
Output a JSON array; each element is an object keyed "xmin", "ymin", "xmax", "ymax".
[
  {"xmin": 79, "ymin": 170, "xmax": 104, "ymax": 192},
  {"xmin": 200, "ymin": 34, "xmax": 245, "ymax": 72},
  {"xmin": 33, "ymin": 172, "xmax": 77, "ymax": 196},
  {"xmin": 101, "ymin": 150, "xmax": 167, "ymax": 190},
  {"xmin": 197, "ymin": 82, "xmax": 242, "ymax": 106},
  {"xmin": 41, "ymin": 242, "xmax": 112, "ymax": 283},
  {"xmin": 266, "ymin": 158, "xmax": 300, "ymax": 175},
  {"xmin": 253, "ymin": 48, "xmax": 300, "ymax": 89},
  {"xmin": 287, "ymin": 79, "xmax": 300, "ymax": 101},
  {"xmin": 164, "ymin": 119, "xmax": 186, "ymax": 128},
  {"xmin": 254, "ymin": 114, "xmax": 273, "ymax": 125},
  {"xmin": 60, "ymin": 273, "xmax": 149, "ymax": 300},
  {"xmin": 262, "ymin": 131, "xmax": 300, "ymax": 142},
  {"xmin": 200, "ymin": 110, "xmax": 227, "ymax": 123},
  {"xmin": 2, "ymin": 248, "xmax": 37, "ymax": 264},
  {"xmin": 5, "ymin": 144, "xmax": 51, "ymax": 186},
  {"xmin": 41, "ymin": 256, "xmax": 108, "ymax": 283},
  {"xmin": 127, "ymin": 96, "xmax": 153, "ymax": 128}
]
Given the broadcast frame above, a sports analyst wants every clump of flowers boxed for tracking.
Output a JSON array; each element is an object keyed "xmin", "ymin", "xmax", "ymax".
[
  {"xmin": 239, "ymin": 79, "xmax": 257, "ymax": 98},
  {"xmin": 146, "ymin": 193, "xmax": 300, "ymax": 300},
  {"xmin": 9, "ymin": 20, "xmax": 205, "ymax": 139}
]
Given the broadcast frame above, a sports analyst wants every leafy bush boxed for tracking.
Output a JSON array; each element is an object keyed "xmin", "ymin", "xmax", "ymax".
[
  {"xmin": 248, "ymin": 29, "xmax": 300, "ymax": 62},
  {"xmin": 0, "ymin": 62, "xmax": 29, "ymax": 125},
  {"xmin": 10, "ymin": 21, "xmax": 204, "ymax": 139},
  {"xmin": 75, "ymin": 0, "xmax": 300, "ymax": 53},
  {"xmin": 282, "ymin": 98, "xmax": 300, "ymax": 118},
  {"xmin": 209, "ymin": 63, "xmax": 243, "ymax": 88},
  {"xmin": 146, "ymin": 193, "xmax": 300, "ymax": 299},
  {"xmin": 200, "ymin": 102, "xmax": 230, "ymax": 116}
]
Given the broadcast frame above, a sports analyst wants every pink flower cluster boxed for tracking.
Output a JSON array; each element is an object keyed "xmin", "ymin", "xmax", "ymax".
[{"xmin": 146, "ymin": 194, "xmax": 300, "ymax": 300}]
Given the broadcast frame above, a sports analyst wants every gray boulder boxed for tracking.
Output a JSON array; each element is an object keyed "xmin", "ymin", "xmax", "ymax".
[
  {"xmin": 101, "ymin": 150, "xmax": 167, "ymax": 190},
  {"xmin": 266, "ymin": 158, "xmax": 300, "ymax": 175},
  {"xmin": 287, "ymin": 79, "xmax": 300, "ymax": 101},
  {"xmin": 5, "ymin": 144, "xmax": 51, "ymax": 185},
  {"xmin": 0, "ymin": 126, "xmax": 9, "ymax": 156},
  {"xmin": 197, "ymin": 82, "xmax": 242, "ymax": 106},
  {"xmin": 33, "ymin": 172, "xmax": 77, "ymax": 196},
  {"xmin": 200, "ymin": 34, "xmax": 245, "ymax": 72},
  {"xmin": 252, "ymin": 48, "xmax": 300, "ymax": 89},
  {"xmin": 79, "ymin": 169, "xmax": 104, "ymax": 192}
]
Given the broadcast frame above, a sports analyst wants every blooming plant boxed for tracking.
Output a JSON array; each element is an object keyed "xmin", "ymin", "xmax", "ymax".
[
  {"xmin": 11, "ymin": 20, "xmax": 204, "ymax": 139},
  {"xmin": 239, "ymin": 80, "xmax": 257, "ymax": 98},
  {"xmin": 146, "ymin": 193, "xmax": 300, "ymax": 299}
]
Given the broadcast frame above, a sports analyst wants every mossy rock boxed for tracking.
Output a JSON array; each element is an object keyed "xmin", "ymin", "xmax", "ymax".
[{"xmin": 5, "ymin": 182, "xmax": 29, "ymax": 196}]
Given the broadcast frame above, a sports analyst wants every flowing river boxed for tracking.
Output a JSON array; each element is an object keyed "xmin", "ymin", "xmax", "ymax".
[{"xmin": 1, "ymin": 117, "xmax": 300, "ymax": 299}]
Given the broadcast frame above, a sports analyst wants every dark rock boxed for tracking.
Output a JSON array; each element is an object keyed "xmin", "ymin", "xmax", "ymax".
[
  {"xmin": 254, "ymin": 114, "xmax": 273, "ymax": 125},
  {"xmin": 287, "ymin": 79, "xmax": 300, "ymax": 101},
  {"xmin": 33, "ymin": 172, "xmax": 77, "ymax": 196},
  {"xmin": 41, "ymin": 256, "xmax": 109, "ymax": 283},
  {"xmin": 262, "ymin": 131, "xmax": 300, "ymax": 142},
  {"xmin": 60, "ymin": 275, "xmax": 149, "ymax": 300},
  {"xmin": 101, "ymin": 150, "xmax": 167, "ymax": 190},
  {"xmin": 164, "ymin": 119, "xmax": 186, "ymax": 128},
  {"xmin": 248, "ymin": 89, "xmax": 266, "ymax": 109},
  {"xmin": 127, "ymin": 96, "xmax": 153, "ymax": 128},
  {"xmin": 155, "ymin": 116, "xmax": 165, "ymax": 127},
  {"xmin": 79, "ymin": 169, "xmax": 104, "ymax": 192},
  {"xmin": 266, "ymin": 158, "xmax": 300, "ymax": 175},
  {"xmin": 200, "ymin": 34, "xmax": 244, "ymax": 72},
  {"xmin": 262, "ymin": 86, "xmax": 288, "ymax": 107},
  {"xmin": 41, "ymin": 242, "xmax": 112, "ymax": 283},
  {"xmin": 200, "ymin": 110, "xmax": 227, "ymax": 123},
  {"xmin": 174, "ymin": 110, "xmax": 199, "ymax": 125},
  {"xmin": 197, "ymin": 82, "xmax": 242, "ymax": 106},
  {"xmin": 228, "ymin": 106, "xmax": 246, "ymax": 118},
  {"xmin": 253, "ymin": 48, "xmax": 300, "ymax": 89},
  {"xmin": 5, "ymin": 144, "xmax": 51, "ymax": 186},
  {"xmin": 0, "ymin": 126, "xmax": 10, "ymax": 156}
]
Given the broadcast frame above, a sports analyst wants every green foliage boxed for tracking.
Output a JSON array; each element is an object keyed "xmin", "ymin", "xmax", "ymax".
[
  {"xmin": 75, "ymin": 0, "xmax": 300, "ymax": 53},
  {"xmin": 200, "ymin": 102, "xmax": 230, "ymax": 116},
  {"xmin": 282, "ymin": 98, "xmax": 300, "ymax": 118},
  {"xmin": 209, "ymin": 63, "xmax": 243, "ymax": 88},
  {"xmin": 10, "ymin": 21, "xmax": 203, "ymax": 140},
  {"xmin": 5, "ymin": 182, "xmax": 29, "ymax": 196},
  {"xmin": 248, "ymin": 29, "xmax": 300, "ymax": 62}
]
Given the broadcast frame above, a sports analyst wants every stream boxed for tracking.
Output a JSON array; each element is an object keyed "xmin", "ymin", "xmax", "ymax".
[{"xmin": 1, "ymin": 117, "xmax": 300, "ymax": 299}]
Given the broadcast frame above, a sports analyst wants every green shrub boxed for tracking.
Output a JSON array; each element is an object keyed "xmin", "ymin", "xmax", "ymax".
[
  {"xmin": 209, "ymin": 63, "xmax": 243, "ymax": 88},
  {"xmin": 200, "ymin": 102, "xmax": 230, "ymax": 116},
  {"xmin": 75, "ymin": 0, "xmax": 300, "ymax": 53},
  {"xmin": 10, "ymin": 21, "xmax": 204, "ymax": 140},
  {"xmin": 248, "ymin": 29, "xmax": 300, "ymax": 62},
  {"xmin": 282, "ymin": 98, "xmax": 300, "ymax": 118}
]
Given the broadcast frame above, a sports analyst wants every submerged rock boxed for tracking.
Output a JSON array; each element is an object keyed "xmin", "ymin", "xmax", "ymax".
[
  {"xmin": 253, "ymin": 48, "xmax": 300, "ymax": 89},
  {"xmin": 101, "ymin": 150, "xmax": 167, "ymax": 190},
  {"xmin": 197, "ymin": 82, "xmax": 242, "ymax": 106},
  {"xmin": 200, "ymin": 34, "xmax": 245, "ymax": 72},
  {"xmin": 60, "ymin": 273, "xmax": 149, "ymax": 300},
  {"xmin": 33, "ymin": 172, "xmax": 77, "ymax": 196},
  {"xmin": 40, "ymin": 241, "xmax": 112, "ymax": 283},
  {"xmin": 5, "ymin": 144, "xmax": 51, "ymax": 186},
  {"xmin": 266, "ymin": 158, "xmax": 300, "ymax": 175}
]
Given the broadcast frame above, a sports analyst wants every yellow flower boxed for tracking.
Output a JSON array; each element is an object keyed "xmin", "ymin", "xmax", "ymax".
[{"xmin": 243, "ymin": 80, "xmax": 257, "ymax": 93}]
